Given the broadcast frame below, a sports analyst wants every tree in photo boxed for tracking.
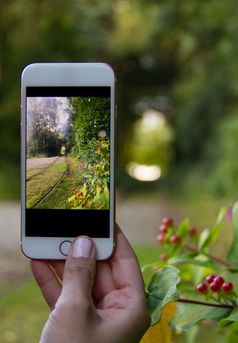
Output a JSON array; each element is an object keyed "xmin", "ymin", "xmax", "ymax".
[{"xmin": 27, "ymin": 97, "xmax": 70, "ymax": 157}]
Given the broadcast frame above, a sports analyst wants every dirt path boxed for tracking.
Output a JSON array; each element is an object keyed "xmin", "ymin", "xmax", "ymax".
[{"xmin": 27, "ymin": 156, "xmax": 62, "ymax": 170}]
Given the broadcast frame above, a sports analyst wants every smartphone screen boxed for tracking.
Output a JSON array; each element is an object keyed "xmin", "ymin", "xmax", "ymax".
[{"xmin": 25, "ymin": 86, "xmax": 111, "ymax": 238}]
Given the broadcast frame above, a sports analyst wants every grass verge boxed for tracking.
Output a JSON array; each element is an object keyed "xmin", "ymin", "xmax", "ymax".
[
  {"xmin": 38, "ymin": 157, "xmax": 85, "ymax": 209},
  {"xmin": 0, "ymin": 279, "xmax": 48, "ymax": 342},
  {"xmin": 26, "ymin": 160, "xmax": 67, "ymax": 208}
]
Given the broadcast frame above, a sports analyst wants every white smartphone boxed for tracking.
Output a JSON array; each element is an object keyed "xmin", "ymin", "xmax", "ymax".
[{"xmin": 21, "ymin": 63, "xmax": 115, "ymax": 260}]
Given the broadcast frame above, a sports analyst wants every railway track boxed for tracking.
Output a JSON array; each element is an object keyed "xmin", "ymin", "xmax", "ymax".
[{"xmin": 32, "ymin": 165, "xmax": 69, "ymax": 208}]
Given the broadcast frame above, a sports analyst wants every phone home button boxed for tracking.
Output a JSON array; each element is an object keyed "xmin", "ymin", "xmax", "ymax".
[{"xmin": 59, "ymin": 240, "xmax": 72, "ymax": 256}]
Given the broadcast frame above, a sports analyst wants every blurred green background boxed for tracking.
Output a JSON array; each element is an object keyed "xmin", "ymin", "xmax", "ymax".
[
  {"xmin": 2, "ymin": 0, "xmax": 238, "ymax": 200},
  {"xmin": 1, "ymin": 0, "xmax": 238, "ymax": 342}
]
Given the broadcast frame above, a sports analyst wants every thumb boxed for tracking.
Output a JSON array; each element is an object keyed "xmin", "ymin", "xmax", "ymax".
[{"xmin": 61, "ymin": 236, "xmax": 96, "ymax": 304}]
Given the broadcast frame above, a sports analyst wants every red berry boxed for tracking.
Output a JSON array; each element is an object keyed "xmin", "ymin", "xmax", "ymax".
[
  {"xmin": 210, "ymin": 281, "xmax": 220, "ymax": 292},
  {"xmin": 162, "ymin": 217, "xmax": 173, "ymax": 226},
  {"xmin": 222, "ymin": 281, "xmax": 234, "ymax": 292},
  {"xmin": 213, "ymin": 276, "xmax": 225, "ymax": 288},
  {"xmin": 76, "ymin": 191, "xmax": 83, "ymax": 198},
  {"xmin": 206, "ymin": 274, "xmax": 216, "ymax": 284},
  {"xmin": 156, "ymin": 233, "xmax": 165, "ymax": 244},
  {"xmin": 160, "ymin": 253, "xmax": 168, "ymax": 261},
  {"xmin": 197, "ymin": 283, "xmax": 208, "ymax": 293},
  {"xmin": 159, "ymin": 224, "xmax": 169, "ymax": 233},
  {"xmin": 188, "ymin": 226, "xmax": 197, "ymax": 236},
  {"xmin": 169, "ymin": 234, "xmax": 180, "ymax": 244}
]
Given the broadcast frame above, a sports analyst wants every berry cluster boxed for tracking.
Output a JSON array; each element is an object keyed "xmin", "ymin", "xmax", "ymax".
[
  {"xmin": 156, "ymin": 217, "xmax": 180, "ymax": 245},
  {"xmin": 197, "ymin": 274, "xmax": 234, "ymax": 297},
  {"xmin": 156, "ymin": 217, "xmax": 197, "ymax": 250}
]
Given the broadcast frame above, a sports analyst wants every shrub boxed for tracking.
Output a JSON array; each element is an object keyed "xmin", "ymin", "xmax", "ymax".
[{"xmin": 143, "ymin": 203, "xmax": 238, "ymax": 342}]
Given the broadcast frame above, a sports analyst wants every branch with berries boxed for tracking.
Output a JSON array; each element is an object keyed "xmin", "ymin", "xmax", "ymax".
[
  {"xmin": 193, "ymin": 275, "xmax": 236, "ymax": 308},
  {"xmin": 143, "ymin": 202, "xmax": 238, "ymax": 335},
  {"xmin": 156, "ymin": 215, "xmax": 234, "ymax": 268}
]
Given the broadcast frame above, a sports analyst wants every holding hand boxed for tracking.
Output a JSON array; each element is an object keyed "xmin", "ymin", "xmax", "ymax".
[{"xmin": 31, "ymin": 227, "xmax": 150, "ymax": 343}]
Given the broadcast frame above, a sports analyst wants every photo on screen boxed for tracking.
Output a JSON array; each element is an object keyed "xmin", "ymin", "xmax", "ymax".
[{"xmin": 26, "ymin": 94, "xmax": 110, "ymax": 210}]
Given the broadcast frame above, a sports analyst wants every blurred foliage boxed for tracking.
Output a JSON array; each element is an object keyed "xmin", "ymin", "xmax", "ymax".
[
  {"xmin": 1, "ymin": 0, "xmax": 238, "ymax": 197},
  {"xmin": 125, "ymin": 110, "xmax": 173, "ymax": 173},
  {"xmin": 207, "ymin": 114, "xmax": 238, "ymax": 197}
]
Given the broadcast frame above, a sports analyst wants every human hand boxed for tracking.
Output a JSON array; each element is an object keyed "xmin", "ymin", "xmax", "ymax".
[{"xmin": 31, "ymin": 227, "xmax": 151, "ymax": 343}]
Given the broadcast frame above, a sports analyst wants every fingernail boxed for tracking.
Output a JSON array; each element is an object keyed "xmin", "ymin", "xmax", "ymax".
[{"xmin": 72, "ymin": 237, "xmax": 93, "ymax": 259}]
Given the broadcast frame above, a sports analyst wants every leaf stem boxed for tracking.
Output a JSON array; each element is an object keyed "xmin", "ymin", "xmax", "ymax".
[
  {"xmin": 178, "ymin": 298, "xmax": 235, "ymax": 309},
  {"xmin": 185, "ymin": 244, "xmax": 231, "ymax": 267}
]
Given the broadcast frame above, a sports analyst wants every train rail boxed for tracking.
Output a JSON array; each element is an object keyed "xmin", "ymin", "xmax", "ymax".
[{"xmin": 31, "ymin": 165, "xmax": 69, "ymax": 208}]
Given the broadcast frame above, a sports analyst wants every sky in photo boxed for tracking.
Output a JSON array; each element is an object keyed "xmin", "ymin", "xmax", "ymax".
[{"xmin": 27, "ymin": 97, "xmax": 71, "ymax": 142}]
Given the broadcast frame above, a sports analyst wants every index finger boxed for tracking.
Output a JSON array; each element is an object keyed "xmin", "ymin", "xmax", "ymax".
[
  {"xmin": 109, "ymin": 225, "xmax": 145, "ymax": 293},
  {"xmin": 30, "ymin": 260, "xmax": 62, "ymax": 309}
]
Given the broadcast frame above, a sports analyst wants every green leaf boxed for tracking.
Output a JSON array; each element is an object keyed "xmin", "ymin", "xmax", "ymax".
[
  {"xmin": 200, "ymin": 223, "xmax": 221, "ymax": 250},
  {"xmin": 220, "ymin": 307, "xmax": 238, "ymax": 327},
  {"xmin": 198, "ymin": 228, "xmax": 210, "ymax": 250},
  {"xmin": 216, "ymin": 207, "xmax": 227, "ymax": 225},
  {"xmin": 172, "ymin": 302, "xmax": 232, "ymax": 330},
  {"xmin": 169, "ymin": 253, "xmax": 217, "ymax": 268},
  {"xmin": 198, "ymin": 207, "xmax": 226, "ymax": 251},
  {"xmin": 168, "ymin": 243, "xmax": 182, "ymax": 259},
  {"xmin": 177, "ymin": 218, "xmax": 190, "ymax": 238},
  {"xmin": 227, "ymin": 202, "xmax": 238, "ymax": 264},
  {"xmin": 147, "ymin": 266, "xmax": 180, "ymax": 325},
  {"xmin": 141, "ymin": 263, "xmax": 159, "ymax": 286}
]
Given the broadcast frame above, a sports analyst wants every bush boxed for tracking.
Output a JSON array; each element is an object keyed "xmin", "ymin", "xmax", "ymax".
[
  {"xmin": 142, "ymin": 203, "xmax": 238, "ymax": 342},
  {"xmin": 67, "ymin": 139, "xmax": 110, "ymax": 209}
]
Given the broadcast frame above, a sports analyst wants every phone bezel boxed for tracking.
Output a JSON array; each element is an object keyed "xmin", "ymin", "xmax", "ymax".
[{"xmin": 21, "ymin": 63, "xmax": 115, "ymax": 260}]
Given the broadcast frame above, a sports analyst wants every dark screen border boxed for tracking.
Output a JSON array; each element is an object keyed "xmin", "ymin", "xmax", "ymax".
[
  {"xmin": 26, "ymin": 209, "xmax": 110, "ymax": 237},
  {"xmin": 26, "ymin": 86, "xmax": 110, "ymax": 97}
]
